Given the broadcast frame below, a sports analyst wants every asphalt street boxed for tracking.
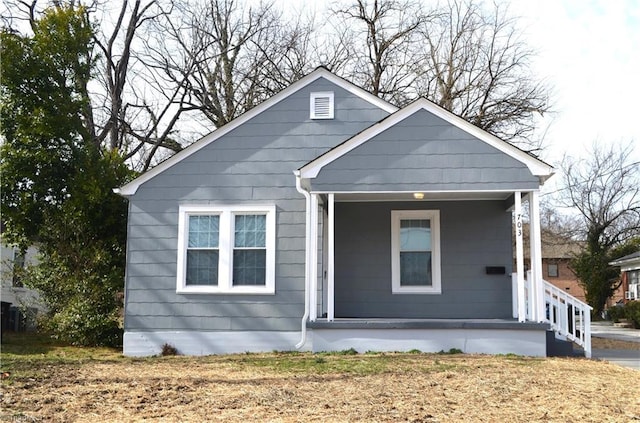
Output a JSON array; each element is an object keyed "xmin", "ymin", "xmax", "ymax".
[{"xmin": 590, "ymin": 321, "xmax": 640, "ymax": 370}]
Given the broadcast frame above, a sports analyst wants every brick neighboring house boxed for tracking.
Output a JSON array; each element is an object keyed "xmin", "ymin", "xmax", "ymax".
[
  {"xmin": 519, "ymin": 229, "xmax": 625, "ymax": 307},
  {"xmin": 539, "ymin": 233, "xmax": 585, "ymax": 302}
]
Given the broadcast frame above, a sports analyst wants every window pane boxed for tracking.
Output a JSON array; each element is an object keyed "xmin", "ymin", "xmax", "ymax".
[
  {"xmin": 188, "ymin": 215, "xmax": 219, "ymax": 248},
  {"xmin": 548, "ymin": 263, "xmax": 559, "ymax": 278},
  {"xmin": 12, "ymin": 251, "xmax": 26, "ymax": 287},
  {"xmin": 400, "ymin": 219, "xmax": 431, "ymax": 251},
  {"xmin": 400, "ymin": 251, "xmax": 432, "ymax": 286},
  {"xmin": 235, "ymin": 214, "xmax": 266, "ymax": 248},
  {"xmin": 186, "ymin": 250, "xmax": 218, "ymax": 285},
  {"xmin": 233, "ymin": 250, "xmax": 266, "ymax": 285}
]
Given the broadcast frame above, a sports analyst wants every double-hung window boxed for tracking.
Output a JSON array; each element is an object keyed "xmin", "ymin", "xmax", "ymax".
[
  {"xmin": 177, "ymin": 205, "xmax": 276, "ymax": 294},
  {"xmin": 186, "ymin": 215, "xmax": 220, "ymax": 286},
  {"xmin": 391, "ymin": 210, "xmax": 441, "ymax": 294},
  {"xmin": 233, "ymin": 214, "xmax": 267, "ymax": 286}
]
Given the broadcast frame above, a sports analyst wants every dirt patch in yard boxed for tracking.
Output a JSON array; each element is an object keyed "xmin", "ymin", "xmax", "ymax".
[
  {"xmin": 591, "ymin": 336, "xmax": 640, "ymax": 350},
  {"xmin": 2, "ymin": 352, "xmax": 639, "ymax": 422}
]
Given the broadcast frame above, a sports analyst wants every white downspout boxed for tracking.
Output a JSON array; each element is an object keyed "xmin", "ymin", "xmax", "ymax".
[{"xmin": 294, "ymin": 171, "xmax": 310, "ymax": 349}]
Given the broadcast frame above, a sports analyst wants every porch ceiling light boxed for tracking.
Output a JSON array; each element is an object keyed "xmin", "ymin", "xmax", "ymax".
[{"xmin": 413, "ymin": 192, "xmax": 425, "ymax": 200}]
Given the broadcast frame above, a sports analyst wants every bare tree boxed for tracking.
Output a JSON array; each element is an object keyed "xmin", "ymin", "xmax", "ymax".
[
  {"xmin": 331, "ymin": 0, "xmax": 429, "ymax": 104},
  {"xmin": 561, "ymin": 142, "xmax": 640, "ymax": 247},
  {"xmin": 416, "ymin": 0, "xmax": 550, "ymax": 151},
  {"xmin": 331, "ymin": 0, "xmax": 551, "ymax": 153},
  {"xmin": 150, "ymin": 0, "xmax": 316, "ymax": 132},
  {"xmin": 558, "ymin": 141, "xmax": 640, "ymax": 315},
  {"xmin": 5, "ymin": 0, "xmax": 552, "ymax": 166},
  {"xmin": 92, "ymin": 0, "xmax": 195, "ymax": 170}
]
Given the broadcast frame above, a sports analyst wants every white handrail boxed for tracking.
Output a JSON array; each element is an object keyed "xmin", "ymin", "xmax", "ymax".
[
  {"xmin": 518, "ymin": 273, "xmax": 592, "ymax": 358},
  {"xmin": 541, "ymin": 279, "xmax": 592, "ymax": 358}
]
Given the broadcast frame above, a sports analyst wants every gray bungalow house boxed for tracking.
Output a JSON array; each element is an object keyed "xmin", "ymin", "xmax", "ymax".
[{"xmin": 117, "ymin": 68, "xmax": 592, "ymax": 357}]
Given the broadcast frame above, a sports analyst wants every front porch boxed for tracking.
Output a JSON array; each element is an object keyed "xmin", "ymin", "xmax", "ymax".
[
  {"xmin": 294, "ymin": 188, "xmax": 592, "ymax": 358},
  {"xmin": 292, "ymin": 99, "xmax": 590, "ymax": 357}
]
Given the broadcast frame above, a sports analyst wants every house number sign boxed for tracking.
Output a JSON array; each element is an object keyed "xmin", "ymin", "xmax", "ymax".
[{"xmin": 516, "ymin": 213, "xmax": 523, "ymax": 237}]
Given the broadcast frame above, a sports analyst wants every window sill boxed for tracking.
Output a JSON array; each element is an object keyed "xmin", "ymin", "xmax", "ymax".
[
  {"xmin": 177, "ymin": 286, "xmax": 275, "ymax": 295},
  {"xmin": 392, "ymin": 287, "xmax": 442, "ymax": 295}
]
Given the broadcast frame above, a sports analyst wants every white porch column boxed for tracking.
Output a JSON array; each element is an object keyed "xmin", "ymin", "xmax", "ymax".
[
  {"xmin": 327, "ymin": 193, "xmax": 335, "ymax": 321},
  {"xmin": 529, "ymin": 190, "xmax": 544, "ymax": 322},
  {"xmin": 309, "ymin": 194, "xmax": 319, "ymax": 321},
  {"xmin": 514, "ymin": 192, "xmax": 526, "ymax": 322}
]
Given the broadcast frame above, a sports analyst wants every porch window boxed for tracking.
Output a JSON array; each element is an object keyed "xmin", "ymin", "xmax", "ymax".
[
  {"xmin": 177, "ymin": 205, "xmax": 276, "ymax": 294},
  {"xmin": 391, "ymin": 210, "xmax": 441, "ymax": 294}
]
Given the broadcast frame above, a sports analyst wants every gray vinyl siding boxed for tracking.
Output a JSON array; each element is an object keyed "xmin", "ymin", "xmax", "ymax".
[
  {"xmin": 124, "ymin": 77, "xmax": 390, "ymax": 332},
  {"xmin": 311, "ymin": 109, "xmax": 539, "ymax": 192},
  {"xmin": 333, "ymin": 200, "xmax": 514, "ymax": 319}
]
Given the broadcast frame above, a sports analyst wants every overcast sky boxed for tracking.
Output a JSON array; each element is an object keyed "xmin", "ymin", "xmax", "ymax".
[{"xmin": 509, "ymin": 0, "xmax": 639, "ymax": 165}]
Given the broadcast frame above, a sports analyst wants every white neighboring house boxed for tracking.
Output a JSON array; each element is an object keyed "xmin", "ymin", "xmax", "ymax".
[
  {"xmin": 1, "ymin": 241, "xmax": 44, "ymax": 332},
  {"xmin": 610, "ymin": 251, "xmax": 640, "ymax": 303}
]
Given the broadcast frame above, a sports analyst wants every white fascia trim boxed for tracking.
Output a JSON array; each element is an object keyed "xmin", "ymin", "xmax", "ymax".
[
  {"xmin": 309, "ymin": 189, "xmax": 535, "ymax": 203},
  {"xmin": 117, "ymin": 68, "xmax": 397, "ymax": 196},
  {"xmin": 609, "ymin": 256, "xmax": 640, "ymax": 270},
  {"xmin": 309, "ymin": 189, "xmax": 534, "ymax": 195},
  {"xmin": 620, "ymin": 263, "xmax": 640, "ymax": 272},
  {"xmin": 299, "ymin": 98, "xmax": 554, "ymax": 181},
  {"xmin": 176, "ymin": 204, "xmax": 276, "ymax": 295}
]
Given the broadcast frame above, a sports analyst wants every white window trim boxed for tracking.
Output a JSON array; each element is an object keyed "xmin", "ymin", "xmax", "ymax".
[
  {"xmin": 177, "ymin": 205, "xmax": 276, "ymax": 295},
  {"xmin": 391, "ymin": 210, "xmax": 441, "ymax": 294},
  {"xmin": 310, "ymin": 91, "xmax": 334, "ymax": 119}
]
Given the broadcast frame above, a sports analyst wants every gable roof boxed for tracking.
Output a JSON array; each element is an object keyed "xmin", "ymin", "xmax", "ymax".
[
  {"xmin": 116, "ymin": 67, "xmax": 398, "ymax": 196},
  {"xmin": 298, "ymin": 98, "xmax": 554, "ymax": 183}
]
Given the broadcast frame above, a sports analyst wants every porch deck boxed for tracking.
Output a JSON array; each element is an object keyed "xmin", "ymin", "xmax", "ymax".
[{"xmin": 306, "ymin": 318, "xmax": 550, "ymax": 356}]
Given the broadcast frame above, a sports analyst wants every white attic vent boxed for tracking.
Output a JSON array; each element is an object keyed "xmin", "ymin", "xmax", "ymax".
[{"xmin": 310, "ymin": 91, "xmax": 334, "ymax": 119}]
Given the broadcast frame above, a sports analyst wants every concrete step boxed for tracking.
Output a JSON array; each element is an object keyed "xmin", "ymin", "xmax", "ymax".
[{"xmin": 546, "ymin": 330, "xmax": 583, "ymax": 357}]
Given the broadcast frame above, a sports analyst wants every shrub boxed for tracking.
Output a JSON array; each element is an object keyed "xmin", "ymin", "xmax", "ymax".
[
  {"xmin": 623, "ymin": 301, "xmax": 640, "ymax": 329},
  {"xmin": 161, "ymin": 343, "xmax": 178, "ymax": 356},
  {"xmin": 43, "ymin": 297, "xmax": 122, "ymax": 347},
  {"xmin": 606, "ymin": 305, "xmax": 625, "ymax": 323},
  {"xmin": 438, "ymin": 348, "xmax": 463, "ymax": 355}
]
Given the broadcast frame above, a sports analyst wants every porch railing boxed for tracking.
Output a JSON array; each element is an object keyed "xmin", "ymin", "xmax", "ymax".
[
  {"xmin": 540, "ymin": 278, "xmax": 592, "ymax": 358},
  {"xmin": 516, "ymin": 273, "xmax": 592, "ymax": 358}
]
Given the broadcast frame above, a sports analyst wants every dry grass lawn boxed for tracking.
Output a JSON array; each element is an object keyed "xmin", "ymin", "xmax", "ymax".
[{"xmin": 1, "ymin": 334, "xmax": 639, "ymax": 422}]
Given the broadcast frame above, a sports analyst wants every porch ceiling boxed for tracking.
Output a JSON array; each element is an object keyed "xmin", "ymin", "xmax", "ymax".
[{"xmin": 324, "ymin": 191, "xmax": 516, "ymax": 202}]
